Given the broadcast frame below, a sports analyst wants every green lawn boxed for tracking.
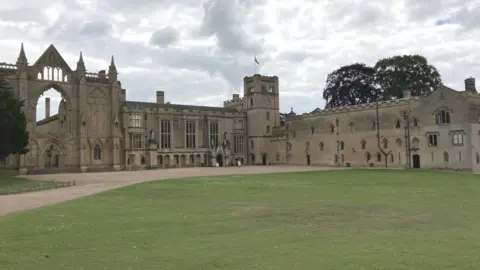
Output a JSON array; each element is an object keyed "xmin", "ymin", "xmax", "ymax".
[
  {"xmin": 1, "ymin": 169, "xmax": 480, "ymax": 269},
  {"xmin": 0, "ymin": 171, "xmax": 67, "ymax": 195}
]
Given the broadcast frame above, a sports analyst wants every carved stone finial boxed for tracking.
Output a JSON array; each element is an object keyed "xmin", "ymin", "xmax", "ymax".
[
  {"xmin": 16, "ymin": 42, "xmax": 27, "ymax": 64},
  {"xmin": 77, "ymin": 51, "xmax": 85, "ymax": 71}
]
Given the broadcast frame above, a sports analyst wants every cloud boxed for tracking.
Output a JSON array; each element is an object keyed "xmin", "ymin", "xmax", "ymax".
[
  {"xmin": 150, "ymin": 27, "xmax": 180, "ymax": 47},
  {"xmin": 0, "ymin": 0, "xmax": 479, "ymax": 114}
]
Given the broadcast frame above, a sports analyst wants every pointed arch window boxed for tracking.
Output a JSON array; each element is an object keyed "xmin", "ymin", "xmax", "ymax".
[{"xmin": 93, "ymin": 145, "xmax": 101, "ymax": 160}]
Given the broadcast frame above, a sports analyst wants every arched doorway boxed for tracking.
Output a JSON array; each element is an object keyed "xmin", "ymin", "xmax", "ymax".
[
  {"xmin": 240, "ymin": 157, "xmax": 244, "ymax": 165},
  {"xmin": 262, "ymin": 153, "xmax": 268, "ymax": 165},
  {"xmin": 216, "ymin": 154, "xmax": 223, "ymax": 167},
  {"xmin": 306, "ymin": 154, "xmax": 311, "ymax": 165},
  {"xmin": 251, "ymin": 154, "xmax": 255, "ymax": 165},
  {"xmin": 412, "ymin": 154, "xmax": 420, "ymax": 168}
]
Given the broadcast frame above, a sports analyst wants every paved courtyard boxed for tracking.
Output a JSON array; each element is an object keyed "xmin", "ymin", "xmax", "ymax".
[{"xmin": 0, "ymin": 166, "xmax": 341, "ymax": 216}]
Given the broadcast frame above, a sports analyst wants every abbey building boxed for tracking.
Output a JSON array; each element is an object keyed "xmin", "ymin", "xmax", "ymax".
[{"xmin": 2, "ymin": 43, "xmax": 480, "ymax": 173}]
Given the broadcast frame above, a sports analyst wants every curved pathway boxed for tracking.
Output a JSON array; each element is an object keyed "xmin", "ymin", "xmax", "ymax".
[{"xmin": 0, "ymin": 166, "xmax": 341, "ymax": 216}]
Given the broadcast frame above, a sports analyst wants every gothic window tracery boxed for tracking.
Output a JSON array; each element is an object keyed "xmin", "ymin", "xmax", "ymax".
[{"xmin": 37, "ymin": 66, "xmax": 67, "ymax": 82}]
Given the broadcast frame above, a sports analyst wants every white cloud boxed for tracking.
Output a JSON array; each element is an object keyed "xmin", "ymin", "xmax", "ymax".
[{"xmin": 0, "ymin": 0, "xmax": 479, "ymax": 114}]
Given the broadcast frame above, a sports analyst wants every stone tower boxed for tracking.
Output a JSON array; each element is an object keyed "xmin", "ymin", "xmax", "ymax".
[{"xmin": 243, "ymin": 74, "xmax": 280, "ymax": 165}]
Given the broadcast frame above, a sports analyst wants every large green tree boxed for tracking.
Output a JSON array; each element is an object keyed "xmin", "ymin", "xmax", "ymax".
[
  {"xmin": 0, "ymin": 79, "xmax": 29, "ymax": 160},
  {"xmin": 322, "ymin": 63, "xmax": 378, "ymax": 109},
  {"xmin": 374, "ymin": 55, "xmax": 442, "ymax": 99}
]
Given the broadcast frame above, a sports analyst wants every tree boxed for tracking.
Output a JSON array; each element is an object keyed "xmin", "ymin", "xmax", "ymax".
[
  {"xmin": 0, "ymin": 79, "xmax": 29, "ymax": 160},
  {"xmin": 374, "ymin": 55, "xmax": 442, "ymax": 99},
  {"xmin": 322, "ymin": 63, "xmax": 378, "ymax": 109}
]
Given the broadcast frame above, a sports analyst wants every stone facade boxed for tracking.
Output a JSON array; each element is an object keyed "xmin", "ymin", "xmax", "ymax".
[
  {"xmin": 274, "ymin": 78, "xmax": 480, "ymax": 172},
  {"xmin": 1, "ymin": 44, "xmax": 279, "ymax": 174},
  {"xmin": 2, "ymin": 43, "xmax": 480, "ymax": 173}
]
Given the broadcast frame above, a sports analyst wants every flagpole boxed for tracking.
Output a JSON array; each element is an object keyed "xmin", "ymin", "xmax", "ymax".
[{"xmin": 253, "ymin": 53, "xmax": 257, "ymax": 75}]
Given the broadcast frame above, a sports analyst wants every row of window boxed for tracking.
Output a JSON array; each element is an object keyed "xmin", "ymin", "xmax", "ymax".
[
  {"xmin": 289, "ymin": 131, "xmax": 463, "ymax": 153},
  {"xmin": 291, "ymin": 109, "xmax": 452, "ymax": 138},
  {"xmin": 426, "ymin": 132, "xmax": 464, "ymax": 147},
  {"xmin": 128, "ymin": 120, "xmax": 245, "ymax": 153}
]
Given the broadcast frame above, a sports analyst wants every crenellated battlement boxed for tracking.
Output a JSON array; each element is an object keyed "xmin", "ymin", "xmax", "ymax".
[
  {"xmin": 124, "ymin": 101, "xmax": 243, "ymax": 117},
  {"xmin": 223, "ymin": 93, "xmax": 245, "ymax": 106},
  {"xmin": 0, "ymin": 62, "xmax": 18, "ymax": 70},
  {"xmin": 289, "ymin": 96, "xmax": 422, "ymax": 121},
  {"xmin": 243, "ymin": 74, "xmax": 278, "ymax": 83}
]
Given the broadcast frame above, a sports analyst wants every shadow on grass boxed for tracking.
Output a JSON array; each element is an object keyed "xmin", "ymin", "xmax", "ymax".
[{"xmin": 0, "ymin": 170, "xmax": 71, "ymax": 195}]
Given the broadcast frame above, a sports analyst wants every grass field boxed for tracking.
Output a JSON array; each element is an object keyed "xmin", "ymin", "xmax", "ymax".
[
  {"xmin": 0, "ymin": 171, "xmax": 67, "ymax": 195},
  {"xmin": 1, "ymin": 169, "xmax": 480, "ymax": 269}
]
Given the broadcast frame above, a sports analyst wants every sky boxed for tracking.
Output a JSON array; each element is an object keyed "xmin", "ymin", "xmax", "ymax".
[{"xmin": 0, "ymin": 0, "xmax": 479, "ymax": 120}]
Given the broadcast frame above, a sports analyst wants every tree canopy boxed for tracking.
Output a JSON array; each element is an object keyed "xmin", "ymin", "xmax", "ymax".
[
  {"xmin": 322, "ymin": 63, "xmax": 378, "ymax": 108},
  {"xmin": 322, "ymin": 55, "xmax": 442, "ymax": 108},
  {"xmin": 374, "ymin": 55, "xmax": 442, "ymax": 99},
  {"xmin": 0, "ymin": 79, "xmax": 29, "ymax": 160}
]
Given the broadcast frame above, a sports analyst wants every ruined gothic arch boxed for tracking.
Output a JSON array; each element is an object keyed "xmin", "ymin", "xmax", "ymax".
[{"xmin": 31, "ymin": 83, "xmax": 72, "ymax": 128}]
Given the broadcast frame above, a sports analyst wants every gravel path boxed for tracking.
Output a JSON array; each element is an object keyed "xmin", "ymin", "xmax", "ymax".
[{"xmin": 0, "ymin": 166, "xmax": 341, "ymax": 216}]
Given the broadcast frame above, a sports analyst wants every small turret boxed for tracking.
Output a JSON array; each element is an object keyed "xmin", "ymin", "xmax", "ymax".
[{"xmin": 465, "ymin": 77, "xmax": 476, "ymax": 93}]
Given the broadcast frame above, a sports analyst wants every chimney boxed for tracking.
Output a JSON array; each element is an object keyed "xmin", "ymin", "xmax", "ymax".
[
  {"xmin": 403, "ymin": 89, "xmax": 411, "ymax": 99},
  {"xmin": 156, "ymin": 90, "xmax": 164, "ymax": 104},
  {"xmin": 465, "ymin": 77, "xmax": 476, "ymax": 92},
  {"xmin": 45, "ymin": 97, "xmax": 50, "ymax": 118}
]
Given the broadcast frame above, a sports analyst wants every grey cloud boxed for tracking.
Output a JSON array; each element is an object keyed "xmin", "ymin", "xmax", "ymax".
[
  {"xmin": 97, "ymin": 0, "xmax": 201, "ymax": 15},
  {"xmin": 150, "ymin": 27, "xmax": 180, "ymax": 47},
  {"xmin": 325, "ymin": 1, "xmax": 389, "ymax": 31},
  {"xmin": 0, "ymin": 7, "xmax": 46, "ymax": 23},
  {"xmin": 44, "ymin": 17, "xmax": 113, "ymax": 43},
  {"xmin": 79, "ymin": 20, "xmax": 113, "ymax": 37},
  {"xmin": 404, "ymin": 0, "xmax": 467, "ymax": 22},
  {"xmin": 451, "ymin": 4, "xmax": 480, "ymax": 30},
  {"xmin": 197, "ymin": 0, "xmax": 264, "ymax": 54}
]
